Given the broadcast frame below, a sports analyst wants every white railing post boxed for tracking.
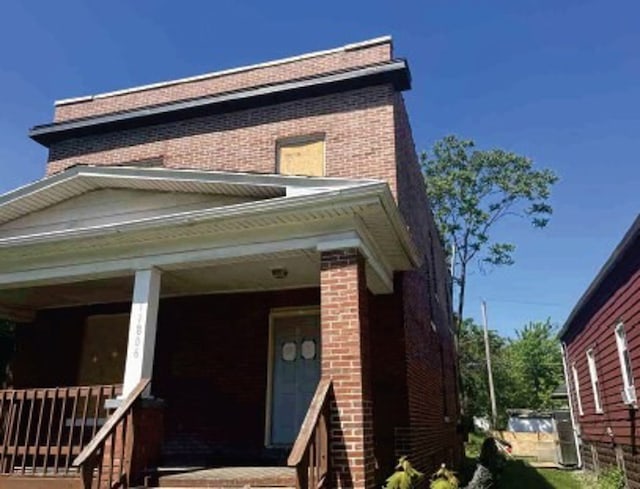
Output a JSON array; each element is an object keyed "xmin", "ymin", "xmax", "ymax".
[{"xmin": 122, "ymin": 268, "xmax": 161, "ymax": 398}]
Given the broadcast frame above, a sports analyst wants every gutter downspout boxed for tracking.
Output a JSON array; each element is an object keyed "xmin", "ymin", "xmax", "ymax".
[{"xmin": 561, "ymin": 341, "xmax": 582, "ymax": 468}]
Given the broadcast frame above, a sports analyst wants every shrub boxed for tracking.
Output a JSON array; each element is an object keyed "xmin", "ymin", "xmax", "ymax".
[
  {"xmin": 598, "ymin": 467, "xmax": 625, "ymax": 489},
  {"xmin": 383, "ymin": 457, "xmax": 424, "ymax": 489},
  {"xmin": 430, "ymin": 464, "xmax": 460, "ymax": 489},
  {"xmin": 575, "ymin": 466, "xmax": 625, "ymax": 489}
]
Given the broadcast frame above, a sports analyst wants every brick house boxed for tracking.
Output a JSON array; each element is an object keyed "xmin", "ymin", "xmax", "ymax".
[
  {"xmin": 0, "ymin": 37, "xmax": 461, "ymax": 488},
  {"xmin": 560, "ymin": 214, "xmax": 640, "ymax": 486}
]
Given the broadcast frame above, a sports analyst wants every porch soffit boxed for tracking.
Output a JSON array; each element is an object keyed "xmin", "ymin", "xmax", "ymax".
[
  {"xmin": 0, "ymin": 165, "xmax": 420, "ymax": 298},
  {"xmin": 0, "ymin": 250, "xmax": 321, "ymax": 311}
]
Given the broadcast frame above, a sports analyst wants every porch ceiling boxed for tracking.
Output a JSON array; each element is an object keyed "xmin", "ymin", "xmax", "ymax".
[
  {"xmin": 0, "ymin": 250, "xmax": 320, "ymax": 311},
  {"xmin": 0, "ymin": 165, "xmax": 420, "ymax": 308}
]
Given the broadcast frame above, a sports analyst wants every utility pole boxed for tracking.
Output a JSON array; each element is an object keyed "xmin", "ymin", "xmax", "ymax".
[
  {"xmin": 481, "ymin": 300, "xmax": 498, "ymax": 429},
  {"xmin": 450, "ymin": 243, "xmax": 456, "ymax": 279}
]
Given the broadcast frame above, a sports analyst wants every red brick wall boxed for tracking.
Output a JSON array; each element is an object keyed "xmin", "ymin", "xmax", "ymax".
[
  {"xmin": 369, "ymin": 279, "xmax": 409, "ymax": 479},
  {"xmin": 393, "ymin": 93, "xmax": 462, "ymax": 472},
  {"xmin": 46, "ymin": 86, "xmax": 398, "ymax": 197},
  {"xmin": 11, "ymin": 306, "xmax": 110, "ymax": 388},
  {"xmin": 30, "ymin": 36, "xmax": 463, "ymax": 480},
  {"xmin": 99, "ymin": 402, "xmax": 164, "ymax": 487},
  {"xmin": 320, "ymin": 249, "xmax": 375, "ymax": 489},
  {"xmin": 9, "ymin": 289, "xmax": 319, "ymax": 460},
  {"xmin": 564, "ymin": 238, "xmax": 640, "ymax": 451},
  {"xmin": 54, "ymin": 42, "xmax": 392, "ymax": 122},
  {"xmin": 153, "ymin": 288, "xmax": 320, "ymax": 459}
]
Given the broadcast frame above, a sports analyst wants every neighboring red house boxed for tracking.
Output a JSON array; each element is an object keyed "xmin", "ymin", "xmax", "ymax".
[
  {"xmin": 0, "ymin": 37, "xmax": 460, "ymax": 489},
  {"xmin": 560, "ymin": 215, "xmax": 640, "ymax": 486}
]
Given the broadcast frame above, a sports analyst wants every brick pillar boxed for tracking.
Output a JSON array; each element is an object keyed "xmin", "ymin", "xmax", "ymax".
[
  {"xmin": 101, "ymin": 400, "xmax": 164, "ymax": 487},
  {"xmin": 320, "ymin": 249, "xmax": 375, "ymax": 489},
  {"xmin": 130, "ymin": 400, "xmax": 165, "ymax": 485}
]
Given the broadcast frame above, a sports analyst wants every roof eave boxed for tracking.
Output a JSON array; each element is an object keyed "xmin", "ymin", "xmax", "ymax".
[
  {"xmin": 29, "ymin": 60, "xmax": 411, "ymax": 147},
  {"xmin": 0, "ymin": 181, "xmax": 419, "ymax": 275},
  {"xmin": 559, "ymin": 214, "xmax": 640, "ymax": 339}
]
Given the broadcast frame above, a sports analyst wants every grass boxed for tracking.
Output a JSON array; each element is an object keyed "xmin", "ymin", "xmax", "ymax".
[
  {"xmin": 464, "ymin": 433, "xmax": 582, "ymax": 488},
  {"xmin": 500, "ymin": 459, "xmax": 581, "ymax": 489}
]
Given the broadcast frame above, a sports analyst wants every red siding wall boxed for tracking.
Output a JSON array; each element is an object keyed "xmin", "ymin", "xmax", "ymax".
[{"xmin": 564, "ymin": 238, "xmax": 640, "ymax": 485}]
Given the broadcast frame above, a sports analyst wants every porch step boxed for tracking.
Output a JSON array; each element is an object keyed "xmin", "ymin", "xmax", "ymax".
[
  {"xmin": 0, "ymin": 475, "xmax": 83, "ymax": 489},
  {"xmin": 151, "ymin": 466, "xmax": 297, "ymax": 488}
]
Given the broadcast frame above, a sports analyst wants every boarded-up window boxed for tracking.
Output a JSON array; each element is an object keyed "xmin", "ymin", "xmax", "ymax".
[
  {"xmin": 77, "ymin": 314, "xmax": 128, "ymax": 386},
  {"xmin": 277, "ymin": 136, "xmax": 325, "ymax": 177}
]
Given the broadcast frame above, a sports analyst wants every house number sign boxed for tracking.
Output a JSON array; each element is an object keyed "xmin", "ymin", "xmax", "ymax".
[{"xmin": 132, "ymin": 315, "xmax": 144, "ymax": 359}]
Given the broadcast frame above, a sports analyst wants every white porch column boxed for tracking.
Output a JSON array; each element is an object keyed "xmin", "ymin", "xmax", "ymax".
[{"xmin": 122, "ymin": 267, "xmax": 161, "ymax": 398}]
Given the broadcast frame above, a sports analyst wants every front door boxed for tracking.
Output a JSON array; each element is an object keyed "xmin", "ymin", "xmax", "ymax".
[{"xmin": 270, "ymin": 311, "xmax": 321, "ymax": 446}]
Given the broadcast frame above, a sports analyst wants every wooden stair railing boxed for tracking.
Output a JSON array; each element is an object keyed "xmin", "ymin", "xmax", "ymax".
[
  {"xmin": 0, "ymin": 384, "xmax": 121, "ymax": 477},
  {"xmin": 288, "ymin": 378, "xmax": 333, "ymax": 489},
  {"xmin": 73, "ymin": 378, "xmax": 150, "ymax": 489}
]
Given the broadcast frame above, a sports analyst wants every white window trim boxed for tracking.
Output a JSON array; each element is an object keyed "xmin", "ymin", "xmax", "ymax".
[
  {"xmin": 615, "ymin": 322, "xmax": 635, "ymax": 391},
  {"xmin": 572, "ymin": 363, "xmax": 584, "ymax": 416},
  {"xmin": 586, "ymin": 349, "xmax": 603, "ymax": 414}
]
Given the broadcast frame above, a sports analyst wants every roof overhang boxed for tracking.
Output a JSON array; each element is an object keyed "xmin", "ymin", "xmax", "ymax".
[
  {"xmin": 29, "ymin": 60, "xmax": 411, "ymax": 147},
  {"xmin": 0, "ymin": 166, "xmax": 420, "ymax": 299},
  {"xmin": 559, "ymin": 214, "xmax": 640, "ymax": 339}
]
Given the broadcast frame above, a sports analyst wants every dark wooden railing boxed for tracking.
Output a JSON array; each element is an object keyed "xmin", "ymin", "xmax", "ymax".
[
  {"xmin": 74, "ymin": 378, "xmax": 149, "ymax": 489},
  {"xmin": 288, "ymin": 378, "xmax": 332, "ymax": 489},
  {"xmin": 0, "ymin": 384, "xmax": 121, "ymax": 476}
]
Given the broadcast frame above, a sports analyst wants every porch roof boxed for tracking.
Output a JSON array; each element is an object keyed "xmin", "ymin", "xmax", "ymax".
[
  {"xmin": 0, "ymin": 166, "xmax": 420, "ymax": 307},
  {"xmin": 0, "ymin": 164, "xmax": 375, "ymax": 226}
]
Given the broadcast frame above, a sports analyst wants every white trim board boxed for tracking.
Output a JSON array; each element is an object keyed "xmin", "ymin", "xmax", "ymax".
[{"xmin": 0, "ymin": 230, "xmax": 393, "ymax": 294}]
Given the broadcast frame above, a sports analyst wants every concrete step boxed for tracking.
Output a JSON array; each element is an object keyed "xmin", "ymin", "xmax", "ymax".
[{"xmin": 150, "ymin": 466, "xmax": 297, "ymax": 488}]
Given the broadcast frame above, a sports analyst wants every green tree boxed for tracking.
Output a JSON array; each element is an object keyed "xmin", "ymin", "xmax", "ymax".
[
  {"xmin": 507, "ymin": 319, "xmax": 563, "ymax": 410},
  {"xmin": 459, "ymin": 318, "xmax": 563, "ymax": 422},
  {"xmin": 458, "ymin": 319, "xmax": 516, "ymax": 420},
  {"xmin": 421, "ymin": 136, "xmax": 558, "ymax": 329}
]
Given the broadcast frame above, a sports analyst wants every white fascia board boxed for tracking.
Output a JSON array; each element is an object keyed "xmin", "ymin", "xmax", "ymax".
[
  {"xmin": 378, "ymin": 188, "xmax": 422, "ymax": 267},
  {"xmin": 316, "ymin": 223, "xmax": 394, "ymax": 294},
  {"xmin": 0, "ymin": 180, "xmax": 418, "ymax": 295},
  {"xmin": 0, "ymin": 165, "xmax": 376, "ymax": 224},
  {"xmin": 76, "ymin": 165, "xmax": 372, "ymax": 189},
  {"xmin": 316, "ymin": 232, "xmax": 393, "ymax": 294},
  {"xmin": 0, "ymin": 231, "xmax": 358, "ymax": 290},
  {"xmin": 0, "ymin": 183, "xmax": 385, "ymax": 248}
]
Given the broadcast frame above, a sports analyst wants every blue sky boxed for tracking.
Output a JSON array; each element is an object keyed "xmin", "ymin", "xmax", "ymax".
[{"xmin": 0, "ymin": 0, "xmax": 638, "ymax": 336}]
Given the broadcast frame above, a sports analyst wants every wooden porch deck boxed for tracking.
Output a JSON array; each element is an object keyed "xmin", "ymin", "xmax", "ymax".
[{"xmin": 153, "ymin": 466, "xmax": 296, "ymax": 488}]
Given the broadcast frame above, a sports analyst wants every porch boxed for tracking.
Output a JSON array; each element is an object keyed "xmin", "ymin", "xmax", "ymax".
[
  {"xmin": 0, "ymin": 266, "xmax": 333, "ymax": 488},
  {"xmin": 0, "ymin": 167, "xmax": 419, "ymax": 488},
  {"xmin": 0, "ymin": 243, "xmax": 396, "ymax": 488}
]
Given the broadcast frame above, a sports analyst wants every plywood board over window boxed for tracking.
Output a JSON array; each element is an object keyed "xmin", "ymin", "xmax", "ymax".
[
  {"xmin": 77, "ymin": 314, "xmax": 128, "ymax": 386},
  {"xmin": 277, "ymin": 135, "xmax": 325, "ymax": 177}
]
